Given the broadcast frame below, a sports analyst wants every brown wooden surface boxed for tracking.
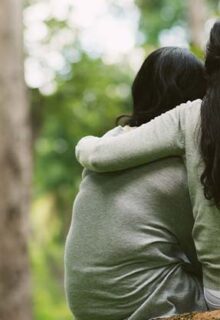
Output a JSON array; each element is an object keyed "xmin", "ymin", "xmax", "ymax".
[{"xmin": 157, "ymin": 310, "xmax": 220, "ymax": 320}]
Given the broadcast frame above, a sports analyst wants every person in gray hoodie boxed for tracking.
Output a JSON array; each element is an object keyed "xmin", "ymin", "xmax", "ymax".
[
  {"xmin": 76, "ymin": 21, "xmax": 220, "ymax": 312},
  {"xmin": 65, "ymin": 47, "xmax": 207, "ymax": 320}
]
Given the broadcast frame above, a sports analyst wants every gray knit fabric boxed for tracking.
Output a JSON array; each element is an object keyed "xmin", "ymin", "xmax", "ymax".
[{"xmin": 65, "ymin": 137, "xmax": 207, "ymax": 319}]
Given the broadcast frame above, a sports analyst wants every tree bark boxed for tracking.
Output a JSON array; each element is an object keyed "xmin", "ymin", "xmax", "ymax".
[
  {"xmin": 0, "ymin": 0, "xmax": 33, "ymax": 319},
  {"xmin": 187, "ymin": 0, "xmax": 207, "ymax": 49}
]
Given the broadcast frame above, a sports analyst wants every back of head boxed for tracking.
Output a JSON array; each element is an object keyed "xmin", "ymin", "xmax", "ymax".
[
  {"xmin": 117, "ymin": 47, "xmax": 206, "ymax": 126},
  {"xmin": 200, "ymin": 21, "xmax": 220, "ymax": 207}
]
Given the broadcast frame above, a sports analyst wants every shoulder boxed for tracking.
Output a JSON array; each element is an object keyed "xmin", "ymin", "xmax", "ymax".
[
  {"xmin": 152, "ymin": 99, "xmax": 202, "ymax": 124},
  {"xmin": 185, "ymin": 99, "xmax": 202, "ymax": 112},
  {"xmin": 184, "ymin": 99, "xmax": 202, "ymax": 127},
  {"xmin": 175, "ymin": 99, "xmax": 202, "ymax": 115},
  {"xmin": 179, "ymin": 99, "xmax": 202, "ymax": 116},
  {"xmin": 175, "ymin": 99, "xmax": 202, "ymax": 129}
]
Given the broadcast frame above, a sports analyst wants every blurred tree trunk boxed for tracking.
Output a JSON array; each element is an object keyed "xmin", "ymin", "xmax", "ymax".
[
  {"xmin": 187, "ymin": 0, "xmax": 207, "ymax": 49},
  {"xmin": 0, "ymin": 1, "xmax": 33, "ymax": 320}
]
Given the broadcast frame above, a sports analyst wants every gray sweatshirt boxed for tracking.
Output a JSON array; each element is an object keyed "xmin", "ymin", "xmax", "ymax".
[
  {"xmin": 64, "ymin": 126, "xmax": 207, "ymax": 320},
  {"xmin": 75, "ymin": 99, "xmax": 220, "ymax": 309}
]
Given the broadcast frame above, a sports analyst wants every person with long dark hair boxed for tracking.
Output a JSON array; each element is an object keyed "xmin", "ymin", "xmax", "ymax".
[
  {"xmin": 65, "ymin": 48, "xmax": 208, "ymax": 320},
  {"xmin": 76, "ymin": 21, "xmax": 220, "ymax": 310}
]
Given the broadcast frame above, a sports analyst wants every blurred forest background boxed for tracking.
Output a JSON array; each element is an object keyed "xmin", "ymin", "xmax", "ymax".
[{"xmin": 0, "ymin": 0, "xmax": 219, "ymax": 319}]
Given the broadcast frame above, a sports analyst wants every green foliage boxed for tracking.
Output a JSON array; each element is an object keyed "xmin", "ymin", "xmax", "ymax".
[
  {"xmin": 31, "ymin": 53, "xmax": 132, "ymax": 319},
  {"xmin": 31, "ymin": 243, "xmax": 72, "ymax": 320},
  {"xmin": 135, "ymin": 0, "xmax": 220, "ymax": 46},
  {"xmin": 33, "ymin": 52, "xmax": 131, "ymax": 208},
  {"xmin": 208, "ymin": 0, "xmax": 220, "ymax": 12},
  {"xmin": 135, "ymin": 0, "xmax": 186, "ymax": 45}
]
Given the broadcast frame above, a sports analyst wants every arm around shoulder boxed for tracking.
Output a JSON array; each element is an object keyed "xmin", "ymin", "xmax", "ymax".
[{"xmin": 76, "ymin": 101, "xmax": 193, "ymax": 172}]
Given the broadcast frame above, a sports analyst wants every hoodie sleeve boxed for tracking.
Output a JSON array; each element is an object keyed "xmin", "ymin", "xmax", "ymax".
[
  {"xmin": 204, "ymin": 288, "xmax": 220, "ymax": 310},
  {"xmin": 75, "ymin": 101, "xmax": 192, "ymax": 172}
]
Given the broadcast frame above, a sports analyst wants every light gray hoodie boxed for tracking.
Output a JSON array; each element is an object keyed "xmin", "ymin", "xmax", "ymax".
[
  {"xmin": 65, "ymin": 124, "xmax": 207, "ymax": 320},
  {"xmin": 76, "ymin": 99, "xmax": 220, "ymax": 309}
]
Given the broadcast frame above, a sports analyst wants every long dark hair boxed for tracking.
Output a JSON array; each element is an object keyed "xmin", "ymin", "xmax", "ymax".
[
  {"xmin": 201, "ymin": 21, "xmax": 220, "ymax": 207},
  {"xmin": 117, "ymin": 47, "xmax": 206, "ymax": 126}
]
